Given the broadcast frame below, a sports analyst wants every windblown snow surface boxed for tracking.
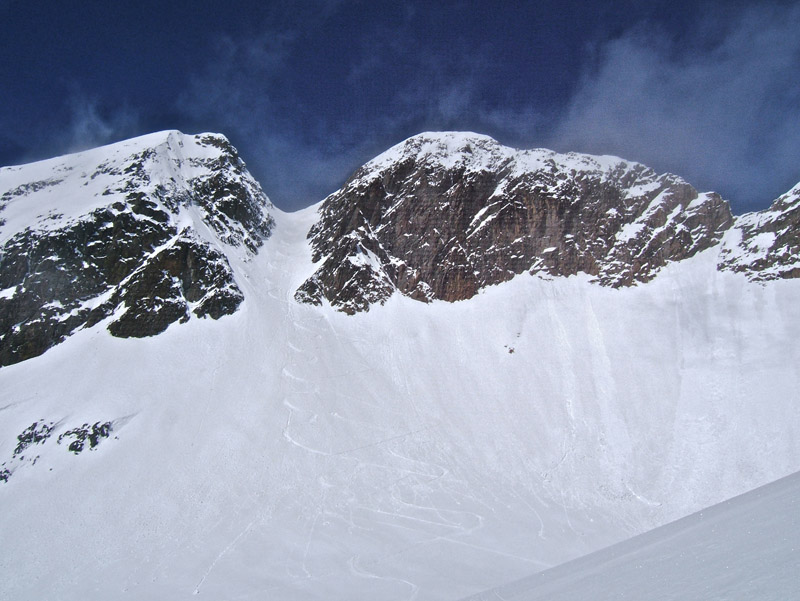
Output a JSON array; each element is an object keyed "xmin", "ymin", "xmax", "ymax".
[
  {"xmin": 2, "ymin": 141, "xmax": 800, "ymax": 599},
  {"xmin": 464, "ymin": 470, "xmax": 800, "ymax": 601}
]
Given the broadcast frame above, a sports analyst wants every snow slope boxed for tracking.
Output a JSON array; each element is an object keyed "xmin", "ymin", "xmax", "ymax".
[
  {"xmin": 1, "ymin": 136, "xmax": 800, "ymax": 600},
  {"xmin": 2, "ymin": 209, "xmax": 799, "ymax": 599},
  {"xmin": 464, "ymin": 469, "xmax": 800, "ymax": 601}
]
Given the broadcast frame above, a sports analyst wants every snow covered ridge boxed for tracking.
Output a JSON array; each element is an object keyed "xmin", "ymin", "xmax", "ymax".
[
  {"xmin": 297, "ymin": 131, "xmax": 737, "ymax": 313},
  {"xmin": 719, "ymin": 182, "xmax": 800, "ymax": 280},
  {"xmin": 0, "ymin": 131, "xmax": 274, "ymax": 367},
  {"xmin": 297, "ymin": 132, "xmax": 800, "ymax": 313}
]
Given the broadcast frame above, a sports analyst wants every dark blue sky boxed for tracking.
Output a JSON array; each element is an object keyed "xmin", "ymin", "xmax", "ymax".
[{"xmin": 1, "ymin": 1, "xmax": 798, "ymax": 212}]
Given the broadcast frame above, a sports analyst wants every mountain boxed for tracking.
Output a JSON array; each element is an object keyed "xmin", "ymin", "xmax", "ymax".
[
  {"xmin": 463, "ymin": 469, "xmax": 800, "ymax": 601},
  {"xmin": 0, "ymin": 131, "xmax": 273, "ymax": 367},
  {"xmin": 1, "ymin": 131, "xmax": 800, "ymax": 600},
  {"xmin": 296, "ymin": 132, "xmax": 800, "ymax": 314},
  {"xmin": 297, "ymin": 132, "xmax": 789, "ymax": 314},
  {"xmin": 719, "ymin": 181, "xmax": 800, "ymax": 279}
]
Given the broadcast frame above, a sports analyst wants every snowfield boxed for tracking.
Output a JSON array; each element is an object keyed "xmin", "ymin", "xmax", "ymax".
[
  {"xmin": 464, "ymin": 469, "xmax": 800, "ymax": 601},
  {"xmin": 1, "ymin": 134, "xmax": 800, "ymax": 600}
]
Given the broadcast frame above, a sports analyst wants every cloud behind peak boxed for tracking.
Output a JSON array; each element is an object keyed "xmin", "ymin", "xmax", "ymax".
[{"xmin": 548, "ymin": 3, "xmax": 800, "ymax": 211}]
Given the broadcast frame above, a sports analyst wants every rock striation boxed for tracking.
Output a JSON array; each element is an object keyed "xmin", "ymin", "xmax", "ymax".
[
  {"xmin": 296, "ymin": 132, "xmax": 735, "ymax": 313},
  {"xmin": 0, "ymin": 131, "xmax": 273, "ymax": 367}
]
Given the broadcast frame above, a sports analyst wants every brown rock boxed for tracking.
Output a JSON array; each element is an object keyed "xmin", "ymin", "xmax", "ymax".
[{"xmin": 297, "ymin": 132, "xmax": 734, "ymax": 312}]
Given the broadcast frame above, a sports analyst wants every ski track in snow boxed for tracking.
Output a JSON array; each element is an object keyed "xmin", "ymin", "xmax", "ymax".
[
  {"xmin": 193, "ymin": 520, "xmax": 256, "ymax": 595},
  {"xmin": 270, "ymin": 247, "xmax": 490, "ymax": 597},
  {"xmin": 349, "ymin": 554, "xmax": 421, "ymax": 601}
]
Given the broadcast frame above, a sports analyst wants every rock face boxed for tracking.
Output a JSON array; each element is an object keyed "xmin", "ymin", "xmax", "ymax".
[
  {"xmin": 1, "ymin": 417, "xmax": 120, "ymax": 483},
  {"xmin": 296, "ymin": 132, "xmax": 734, "ymax": 313},
  {"xmin": 719, "ymin": 182, "xmax": 800, "ymax": 280},
  {"xmin": 0, "ymin": 131, "xmax": 273, "ymax": 367}
]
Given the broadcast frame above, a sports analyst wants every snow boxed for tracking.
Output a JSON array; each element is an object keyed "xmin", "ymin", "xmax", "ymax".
[
  {"xmin": 468, "ymin": 204, "xmax": 492, "ymax": 229},
  {"xmin": 624, "ymin": 179, "xmax": 663, "ymax": 199},
  {"xmin": 749, "ymin": 231, "xmax": 777, "ymax": 253},
  {"xmin": 615, "ymin": 191, "xmax": 682, "ymax": 245},
  {"xmin": 616, "ymin": 219, "xmax": 646, "ymax": 243},
  {"xmin": 467, "ymin": 202, "xmax": 505, "ymax": 238},
  {"xmin": 351, "ymin": 132, "xmax": 643, "ymax": 196},
  {"xmin": 686, "ymin": 190, "xmax": 713, "ymax": 210},
  {"xmin": 2, "ymin": 134, "xmax": 800, "ymax": 600},
  {"xmin": 364, "ymin": 131, "xmax": 503, "ymax": 174},
  {"xmin": 347, "ymin": 244, "xmax": 387, "ymax": 278},
  {"xmin": 0, "ymin": 130, "xmax": 247, "ymax": 248},
  {"xmin": 464, "ymin": 470, "xmax": 800, "ymax": 601},
  {"xmin": 2, "ymin": 210, "xmax": 800, "ymax": 600},
  {"xmin": 0, "ymin": 131, "xmax": 165, "ymax": 241}
]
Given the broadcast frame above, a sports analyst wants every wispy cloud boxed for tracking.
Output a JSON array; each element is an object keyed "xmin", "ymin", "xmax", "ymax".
[
  {"xmin": 177, "ymin": 25, "xmax": 349, "ymax": 208},
  {"xmin": 60, "ymin": 91, "xmax": 140, "ymax": 154},
  {"xmin": 547, "ymin": 3, "xmax": 800, "ymax": 211},
  {"xmin": 174, "ymin": 3, "xmax": 551, "ymax": 208},
  {"xmin": 2, "ymin": 89, "xmax": 140, "ymax": 166},
  {"xmin": 345, "ymin": 21, "xmax": 547, "ymax": 148}
]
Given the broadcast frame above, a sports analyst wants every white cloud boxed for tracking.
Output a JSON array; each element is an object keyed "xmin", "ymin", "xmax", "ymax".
[
  {"xmin": 59, "ymin": 92, "xmax": 139, "ymax": 154},
  {"xmin": 548, "ymin": 4, "xmax": 800, "ymax": 211}
]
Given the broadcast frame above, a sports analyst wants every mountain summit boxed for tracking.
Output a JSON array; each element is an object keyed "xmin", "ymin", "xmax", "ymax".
[
  {"xmin": 0, "ymin": 131, "xmax": 273, "ymax": 366},
  {"xmin": 296, "ymin": 132, "xmax": 735, "ymax": 312},
  {"xmin": 296, "ymin": 132, "xmax": 799, "ymax": 313}
]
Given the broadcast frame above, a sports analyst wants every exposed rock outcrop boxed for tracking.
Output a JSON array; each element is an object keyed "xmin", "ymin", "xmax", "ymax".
[{"xmin": 296, "ymin": 132, "xmax": 734, "ymax": 313}]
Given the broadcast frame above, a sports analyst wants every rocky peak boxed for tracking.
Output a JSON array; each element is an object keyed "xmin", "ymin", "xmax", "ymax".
[
  {"xmin": 0, "ymin": 131, "xmax": 274, "ymax": 367},
  {"xmin": 719, "ymin": 182, "xmax": 800, "ymax": 280},
  {"xmin": 296, "ymin": 132, "xmax": 734, "ymax": 313}
]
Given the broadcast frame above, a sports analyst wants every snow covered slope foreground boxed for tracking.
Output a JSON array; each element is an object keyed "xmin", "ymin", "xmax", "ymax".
[
  {"xmin": 0, "ymin": 131, "xmax": 273, "ymax": 366},
  {"xmin": 1, "ymin": 133, "xmax": 800, "ymax": 600},
  {"xmin": 464, "ymin": 470, "xmax": 800, "ymax": 601}
]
